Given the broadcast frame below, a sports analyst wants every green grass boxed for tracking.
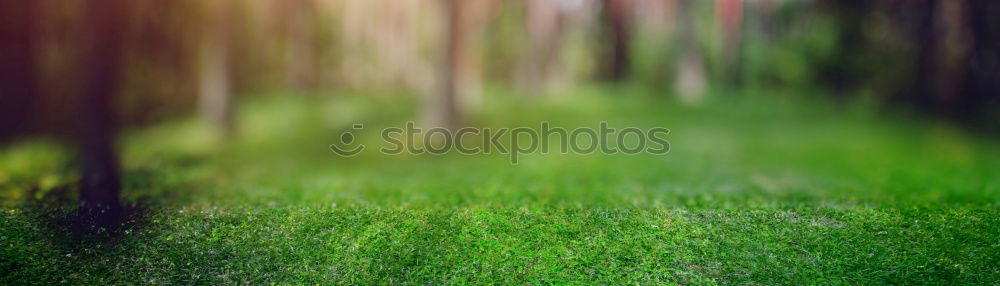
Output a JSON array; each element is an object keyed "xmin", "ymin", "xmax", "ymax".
[{"xmin": 2, "ymin": 87, "xmax": 1000, "ymax": 284}]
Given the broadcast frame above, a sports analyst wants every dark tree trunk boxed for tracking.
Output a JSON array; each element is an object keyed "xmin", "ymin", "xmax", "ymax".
[
  {"xmin": 817, "ymin": 0, "xmax": 869, "ymax": 96},
  {"xmin": 901, "ymin": 0, "xmax": 989, "ymax": 122},
  {"xmin": 0, "ymin": 0, "xmax": 38, "ymax": 140},
  {"xmin": 78, "ymin": 0, "xmax": 126, "ymax": 232},
  {"xmin": 600, "ymin": 0, "xmax": 633, "ymax": 82},
  {"xmin": 906, "ymin": 0, "xmax": 940, "ymax": 112},
  {"xmin": 958, "ymin": 0, "xmax": 1000, "ymax": 126}
]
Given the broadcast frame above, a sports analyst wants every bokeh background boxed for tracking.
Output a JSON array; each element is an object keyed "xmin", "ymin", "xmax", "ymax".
[{"xmin": 3, "ymin": 0, "xmax": 999, "ymax": 139}]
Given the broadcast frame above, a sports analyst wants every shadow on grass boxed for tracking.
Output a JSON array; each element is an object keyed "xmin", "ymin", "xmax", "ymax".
[{"xmin": 0, "ymin": 160, "xmax": 209, "ymax": 270}]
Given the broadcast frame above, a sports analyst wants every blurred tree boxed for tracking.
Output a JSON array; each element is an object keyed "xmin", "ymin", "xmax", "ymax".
[
  {"xmin": 636, "ymin": 0, "xmax": 675, "ymax": 36},
  {"xmin": 426, "ymin": 0, "xmax": 466, "ymax": 129},
  {"xmin": 715, "ymin": 0, "xmax": 744, "ymax": 86},
  {"xmin": 815, "ymin": 0, "xmax": 998, "ymax": 127},
  {"xmin": 754, "ymin": 0, "xmax": 778, "ymax": 41},
  {"xmin": 118, "ymin": 0, "xmax": 201, "ymax": 127},
  {"xmin": 958, "ymin": 0, "xmax": 1000, "ymax": 127},
  {"xmin": 284, "ymin": 0, "xmax": 317, "ymax": 91},
  {"xmin": 907, "ymin": 0, "xmax": 979, "ymax": 117},
  {"xmin": 425, "ymin": 0, "xmax": 493, "ymax": 128},
  {"xmin": 198, "ymin": 0, "xmax": 236, "ymax": 136},
  {"xmin": 77, "ymin": 0, "xmax": 127, "ymax": 231},
  {"xmin": 516, "ymin": 0, "xmax": 567, "ymax": 95},
  {"xmin": 674, "ymin": 0, "xmax": 707, "ymax": 104},
  {"xmin": 340, "ymin": 0, "xmax": 435, "ymax": 92},
  {"xmin": 631, "ymin": 0, "xmax": 677, "ymax": 89},
  {"xmin": 896, "ymin": 0, "xmax": 946, "ymax": 114},
  {"xmin": 599, "ymin": 0, "xmax": 634, "ymax": 82},
  {"xmin": 0, "ymin": 0, "xmax": 39, "ymax": 140},
  {"xmin": 816, "ymin": 0, "xmax": 870, "ymax": 96}
]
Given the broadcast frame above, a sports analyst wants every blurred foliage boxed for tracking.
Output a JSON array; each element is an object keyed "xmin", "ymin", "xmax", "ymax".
[
  {"xmin": 3, "ymin": 0, "xmax": 997, "ymax": 140},
  {"xmin": 0, "ymin": 141, "xmax": 75, "ymax": 207}
]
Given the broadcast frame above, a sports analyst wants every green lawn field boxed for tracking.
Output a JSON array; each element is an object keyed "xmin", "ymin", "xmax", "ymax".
[{"xmin": 3, "ymin": 87, "xmax": 999, "ymax": 284}]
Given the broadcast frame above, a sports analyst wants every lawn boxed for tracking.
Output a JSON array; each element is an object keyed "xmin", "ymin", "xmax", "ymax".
[{"xmin": 2, "ymin": 87, "xmax": 999, "ymax": 284}]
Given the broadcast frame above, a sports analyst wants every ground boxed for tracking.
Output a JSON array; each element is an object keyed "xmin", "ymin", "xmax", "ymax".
[{"xmin": 2, "ymin": 87, "xmax": 999, "ymax": 284}]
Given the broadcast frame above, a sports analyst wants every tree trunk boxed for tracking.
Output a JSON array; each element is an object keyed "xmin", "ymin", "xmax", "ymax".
[
  {"xmin": 286, "ymin": 0, "xmax": 316, "ymax": 91},
  {"xmin": 715, "ymin": 0, "xmax": 743, "ymax": 86},
  {"xmin": 817, "ymin": 0, "xmax": 868, "ymax": 96},
  {"xmin": 425, "ymin": 0, "xmax": 466, "ymax": 129},
  {"xmin": 904, "ymin": 0, "xmax": 940, "ymax": 112},
  {"xmin": 902, "ymin": 0, "xmax": 970, "ymax": 117},
  {"xmin": 958, "ymin": 0, "xmax": 1000, "ymax": 126},
  {"xmin": 199, "ymin": 0, "xmax": 235, "ymax": 135},
  {"xmin": 78, "ymin": 0, "xmax": 126, "ymax": 232},
  {"xmin": 675, "ymin": 0, "xmax": 707, "ymax": 104},
  {"xmin": 516, "ymin": 0, "xmax": 565, "ymax": 95},
  {"xmin": 600, "ymin": 0, "xmax": 633, "ymax": 82},
  {"xmin": 0, "ymin": 0, "xmax": 38, "ymax": 140}
]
